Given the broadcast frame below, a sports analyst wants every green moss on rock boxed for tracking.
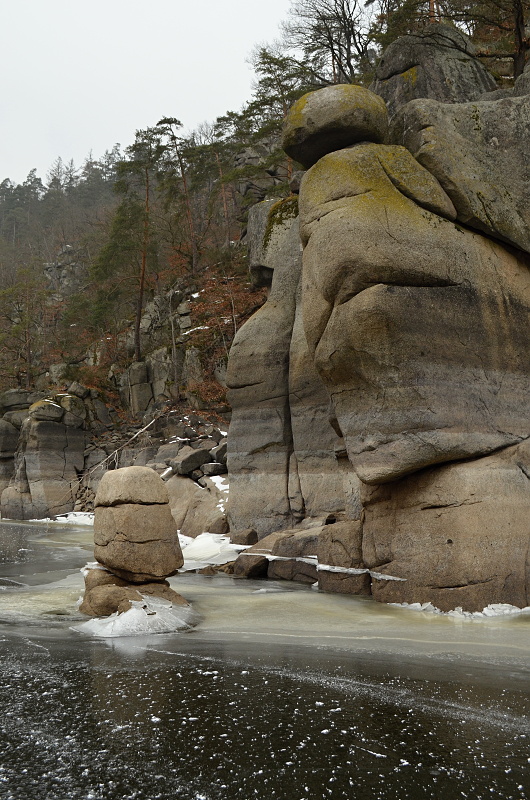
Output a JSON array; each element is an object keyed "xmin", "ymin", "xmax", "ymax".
[{"xmin": 263, "ymin": 196, "xmax": 299, "ymax": 250}]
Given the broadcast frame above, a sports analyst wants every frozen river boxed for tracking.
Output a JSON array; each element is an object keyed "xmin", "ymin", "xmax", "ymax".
[{"xmin": 0, "ymin": 519, "xmax": 528, "ymax": 800}]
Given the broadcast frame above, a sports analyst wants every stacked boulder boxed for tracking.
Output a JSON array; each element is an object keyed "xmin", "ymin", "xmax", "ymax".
[{"xmin": 80, "ymin": 466, "xmax": 188, "ymax": 617}]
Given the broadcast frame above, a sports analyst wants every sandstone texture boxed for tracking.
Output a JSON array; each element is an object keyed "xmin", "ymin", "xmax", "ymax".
[
  {"xmin": 93, "ymin": 502, "xmax": 182, "ymax": 582},
  {"xmin": 0, "ymin": 386, "xmax": 122, "ymax": 520},
  {"xmin": 80, "ymin": 567, "xmax": 188, "ymax": 617},
  {"xmin": 226, "ymin": 194, "xmax": 353, "ymax": 538},
  {"xmin": 300, "ymin": 142, "xmax": 530, "ymax": 485},
  {"xmin": 232, "ymin": 531, "xmax": 293, "ymax": 578},
  {"xmin": 92, "ymin": 467, "xmax": 183, "ymax": 584},
  {"xmin": 361, "ymin": 442, "xmax": 530, "ymax": 612},
  {"xmin": 267, "ymin": 528, "xmax": 320, "ymax": 583},
  {"xmin": 317, "ymin": 521, "xmax": 370, "ymax": 596},
  {"xmin": 225, "ymin": 31, "xmax": 530, "ymax": 611},
  {"xmin": 95, "ymin": 466, "xmax": 170, "ymax": 507},
  {"xmin": 392, "ymin": 94, "xmax": 530, "ymax": 253},
  {"xmin": 175, "ymin": 476, "xmax": 229, "ymax": 538},
  {"xmin": 282, "ymin": 84, "xmax": 388, "ymax": 168},
  {"xmin": 370, "ymin": 24, "xmax": 496, "ymax": 117},
  {"xmin": 2, "ymin": 417, "xmax": 85, "ymax": 519},
  {"xmin": 226, "ymin": 199, "xmax": 302, "ymax": 535}
]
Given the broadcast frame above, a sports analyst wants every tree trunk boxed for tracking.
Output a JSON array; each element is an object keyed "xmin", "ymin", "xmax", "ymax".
[
  {"xmin": 177, "ymin": 152, "xmax": 198, "ymax": 272},
  {"xmin": 513, "ymin": 0, "xmax": 528, "ymax": 79},
  {"xmin": 134, "ymin": 166, "xmax": 150, "ymax": 363}
]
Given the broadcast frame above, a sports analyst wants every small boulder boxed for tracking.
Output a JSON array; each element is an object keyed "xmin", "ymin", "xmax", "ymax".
[
  {"xmin": 268, "ymin": 529, "xmax": 320, "ymax": 584},
  {"xmin": 232, "ymin": 531, "xmax": 292, "ymax": 578},
  {"xmin": 67, "ymin": 381, "xmax": 90, "ymax": 399},
  {"xmin": 170, "ymin": 445, "xmax": 212, "ymax": 475},
  {"xmin": 79, "ymin": 579, "xmax": 189, "ymax": 617},
  {"xmin": 230, "ymin": 528, "xmax": 258, "ymax": 545},
  {"xmin": 28, "ymin": 399, "xmax": 64, "ymax": 422},
  {"xmin": 95, "ymin": 466, "xmax": 169, "ymax": 507},
  {"xmin": 201, "ymin": 463, "xmax": 227, "ymax": 476}
]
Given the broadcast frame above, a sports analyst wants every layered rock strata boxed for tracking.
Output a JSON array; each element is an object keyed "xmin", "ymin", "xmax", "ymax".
[
  {"xmin": 226, "ymin": 195, "xmax": 356, "ymax": 537},
  {"xmin": 227, "ymin": 27, "xmax": 530, "ymax": 611}
]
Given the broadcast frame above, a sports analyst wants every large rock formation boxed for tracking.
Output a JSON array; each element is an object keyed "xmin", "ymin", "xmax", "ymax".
[
  {"xmin": 226, "ymin": 195, "xmax": 356, "ymax": 536},
  {"xmin": 93, "ymin": 466, "xmax": 183, "ymax": 582},
  {"xmin": 392, "ymin": 93, "xmax": 530, "ymax": 253},
  {"xmin": 1, "ymin": 397, "xmax": 85, "ymax": 519},
  {"xmin": 0, "ymin": 385, "xmax": 119, "ymax": 520},
  {"xmin": 226, "ymin": 26, "xmax": 530, "ymax": 611}
]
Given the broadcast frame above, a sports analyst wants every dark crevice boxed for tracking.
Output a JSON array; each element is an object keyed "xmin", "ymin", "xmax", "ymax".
[{"xmin": 337, "ymin": 279, "xmax": 462, "ymax": 306}]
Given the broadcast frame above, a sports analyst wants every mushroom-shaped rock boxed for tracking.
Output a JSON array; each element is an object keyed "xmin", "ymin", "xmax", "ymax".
[
  {"xmin": 282, "ymin": 84, "xmax": 388, "ymax": 169},
  {"xmin": 95, "ymin": 465, "xmax": 169, "ymax": 507}
]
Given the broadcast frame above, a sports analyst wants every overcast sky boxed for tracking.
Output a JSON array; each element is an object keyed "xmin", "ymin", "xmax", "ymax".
[{"xmin": 1, "ymin": 0, "xmax": 292, "ymax": 185}]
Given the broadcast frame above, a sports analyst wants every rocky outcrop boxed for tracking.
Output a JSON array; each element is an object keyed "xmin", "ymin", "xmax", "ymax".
[
  {"xmin": 0, "ymin": 419, "xmax": 20, "ymax": 495},
  {"xmin": 300, "ymin": 141, "xmax": 529, "ymax": 484},
  {"xmin": 226, "ymin": 193, "xmax": 352, "ymax": 537},
  {"xmin": 1, "ymin": 400, "xmax": 85, "ymax": 520},
  {"xmin": 361, "ymin": 442, "xmax": 530, "ymax": 612},
  {"xmin": 226, "ymin": 30, "xmax": 530, "ymax": 611},
  {"xmin": 80, "ymin": 466, "xmax": 188, "ymax": 617},
  {"xmin": 226, "ymin": 198, "xmax": 303, "ymax": 535},
  {"xmin": 44, "ymin": 245, "xmax": 88, "ymax": 300},
  {"xmin": 0, "ymin": 386, "xmax": 119, "ymax": 520},
  {"xmin": 0, "ymin": 384, "xmax": 230, "ymax": 525},
  {"xmin": 370, "ymin": 24, "xmax": 496, "ymax": 117},
  {"xmin": 392, "ymin": 92, "xmax": 530, "ymax": 253}
]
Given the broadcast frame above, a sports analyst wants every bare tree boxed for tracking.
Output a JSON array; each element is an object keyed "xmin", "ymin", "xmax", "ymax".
[{"xmin": 281, "ymin": 0, "xmax": 377, "ymax": 83}]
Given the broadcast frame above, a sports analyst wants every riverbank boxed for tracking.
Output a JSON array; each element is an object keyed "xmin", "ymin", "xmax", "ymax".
[{"xmin": 0, "ymin": 518, "xmax": 528, "ymax": 800}]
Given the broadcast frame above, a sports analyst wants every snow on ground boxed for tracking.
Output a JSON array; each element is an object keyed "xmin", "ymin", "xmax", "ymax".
[
  {"xmin": 390, "ymin": 601, "xmax": 530, "ymax": 618},
  {"xmin": 72, "ymin": 596, "xmax": 199, "ymax": 638},
  {"xmin": 208, "ymin": 475, "xmax": 229, "ymax": 512},
  {"xmin": 181, "ymin": 325, "xmax": 209, "ymax": 336}
]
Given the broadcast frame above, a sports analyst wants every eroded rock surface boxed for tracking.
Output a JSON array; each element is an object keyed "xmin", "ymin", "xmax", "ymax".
[
  {"xmin": 93, "ymin": 467, "xmax": 183, "ymax": 582},
  {"xmin": 392, "ymin": 93, "xmax": 530, "ymax": 253},
  {"xmin": 300, "ymin": 142, "xmax": 530, "ymax": 484},
  {"xmin": 370, "ymin": 24, "xmax": 496, "ymax": 117},
  {"xmin": 226, "ymin": 193, "xmax": 353, "ymax": 537},
  {"xmin": 226, "ymin": 32, "xmax": 530, "ymax": 611}
]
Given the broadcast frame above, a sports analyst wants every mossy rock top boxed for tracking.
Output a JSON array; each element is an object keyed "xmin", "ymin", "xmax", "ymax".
[{"xmin": 282, "ymin": 84, "xmax": 388, "ymax": 169}]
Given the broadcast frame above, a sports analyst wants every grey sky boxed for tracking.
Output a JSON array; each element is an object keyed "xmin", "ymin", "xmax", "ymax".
[{"xmin": 1, "ymin": 0, "xmax": 292, "ymax": 185}]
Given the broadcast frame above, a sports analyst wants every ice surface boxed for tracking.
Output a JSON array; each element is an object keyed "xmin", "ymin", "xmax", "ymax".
[
  {"xmin": 179, "ymin": 532, "xmax": 244, "ymax": 572},
  {"xmin": 1, "ymin": 521, "xmax": 529, "ymax": 664},
  {"xmin": 72, "ymin": 596, "xmax": 199, "ymax": 637},
  {"xmin": 391, "ymin": 601, "xmax": 530, "ymax": 618}
]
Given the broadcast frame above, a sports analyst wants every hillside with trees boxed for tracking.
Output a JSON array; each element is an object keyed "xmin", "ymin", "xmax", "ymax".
[{"xmin": 0, "ymin": 0, "xmax": 527, "ymax": 414}]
